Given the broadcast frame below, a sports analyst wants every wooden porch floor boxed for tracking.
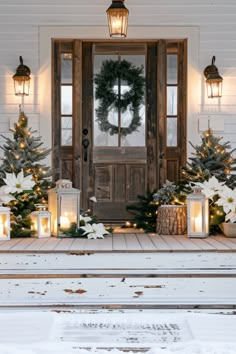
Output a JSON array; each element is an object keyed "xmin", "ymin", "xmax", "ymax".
[{"xmin": 1, "ymin": 233, "xmax": 236, "ymax": 252}]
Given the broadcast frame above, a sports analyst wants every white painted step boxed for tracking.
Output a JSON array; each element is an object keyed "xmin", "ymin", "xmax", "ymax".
[
  {"xmin": 0, "ymin": 276, "xmax": 236, "ymax": 308},
  {"xmin": 0, "ymin": 252, "xmax": 236, "ymax": 270}
]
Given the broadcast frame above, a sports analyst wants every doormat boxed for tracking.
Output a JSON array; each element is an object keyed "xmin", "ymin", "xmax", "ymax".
[{"xmin": 55, "ymin": 313, "xmax": 192, "ymax": 346}]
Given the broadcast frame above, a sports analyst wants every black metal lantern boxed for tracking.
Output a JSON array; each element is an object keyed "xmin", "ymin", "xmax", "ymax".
[
  {"xmin": 204, "ymin": 56, "xmax": 223, "ymax": 98},
  {"xmin": 106, "ymin": 0, "xmax": 129, "ymax": 38},
  {"xmin": 13, "ymin": 56, "xmax": 31, "ymax": 96}
]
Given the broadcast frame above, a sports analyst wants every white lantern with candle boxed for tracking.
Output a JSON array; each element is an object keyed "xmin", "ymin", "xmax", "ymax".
[
  {"xmin": 187, "ymin": 187, "xmax": 209, "ymax": 238},
  {"xmin": 30, "ymin": 204, "xmax": 51, "ymax": 238},
  {"xmin": 0, "ymin": 203, "xmax": 10, "ymax": 241},
  {"xmin": 48, "ymin": 179, "xmax": 80, "ymax": 237}
]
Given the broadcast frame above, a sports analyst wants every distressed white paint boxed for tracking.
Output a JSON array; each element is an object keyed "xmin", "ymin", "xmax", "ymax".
[
  {"xmin": 0, "ymin": 252, "xmax": 236, "ymax": 308},
  {"xmin": 0, "ymin": 252, "xmax": 236, "ymax": 270},
  {"xmin": 0, "ymin": 0, "xmax": 235, "ymax": 161},
  {"xmin": 1, "ymin": 276, "xmax": 236, "ymax": 307}
]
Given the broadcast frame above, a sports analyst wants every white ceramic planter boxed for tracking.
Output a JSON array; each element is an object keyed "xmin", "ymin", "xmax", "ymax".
[{"xmin": 221, "ymin": 222, "xmax": 236, "ymax": 237}]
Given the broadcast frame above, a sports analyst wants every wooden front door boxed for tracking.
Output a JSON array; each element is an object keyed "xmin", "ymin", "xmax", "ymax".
[{"xmin": 52, "ymin": 39, "xmax": 187, "ymax": 223}]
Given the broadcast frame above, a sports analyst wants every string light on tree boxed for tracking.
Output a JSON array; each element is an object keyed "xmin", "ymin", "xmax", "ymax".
[{"xmin": 0, "ymin": 110, "xmax": 54, "ymax": 237}]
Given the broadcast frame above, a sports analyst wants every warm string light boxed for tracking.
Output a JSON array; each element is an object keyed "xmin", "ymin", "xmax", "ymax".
[{"xmin": 19, "ymin": 142, "xmax": 25, "ymax": 149}]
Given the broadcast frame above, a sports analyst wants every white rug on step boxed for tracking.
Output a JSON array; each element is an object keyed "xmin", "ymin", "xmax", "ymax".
[{"xmin": 0, "ymin": 312, "xmax": 236, "ymax": 353}]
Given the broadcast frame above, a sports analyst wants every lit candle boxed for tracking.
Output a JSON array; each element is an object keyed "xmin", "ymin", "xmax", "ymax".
[
  {"xmin": 41, "ymin": 223, "xmax": 48, "ymax": 236},
  {"xmin": 194, "ymin": 215, "xmax": 202, "ymax": 232},
  {"xmin": 0, "ymin": 222, "xmax": 5, "ymax": 237},
  {"xmin": 60, "ymin": 215, "xmax": 70, "ymax": 229}
]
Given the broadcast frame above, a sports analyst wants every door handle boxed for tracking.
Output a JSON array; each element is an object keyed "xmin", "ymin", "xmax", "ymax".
[{"xmin": 82, "ymin": 138, "xmax": 90, "ymax": 162}]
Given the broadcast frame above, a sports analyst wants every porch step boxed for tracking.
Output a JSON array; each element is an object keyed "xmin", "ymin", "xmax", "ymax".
[
  {"xmin": 0, "ymin": 251, "xmax": 236, "ymax": 310},
  {"xmin": 1, "ymin": 268, "xmax": 236, "ymax": 278}
]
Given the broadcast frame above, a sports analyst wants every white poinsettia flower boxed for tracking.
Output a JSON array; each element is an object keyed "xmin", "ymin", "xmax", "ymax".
[
  {"xmin": 80, "ymin": 223, "xmax": 109, "ymax": 239},
  {"xmin": 0, "ymin": 185, "xmax": 16, "ymax": 203},
  {"xmin": 3, "ymin": 170, "xmax": 35, "ymax": 194},
  {"xmin": 216, "ymin": 186, "xmax": 236, "ymax": 214},
  {"xmin": 225, "ymin": 210, "xmax": 236, "ymax": 223},
  {"xmin": 194, "ymin": 176, "xmax": 225, "ymax": 199},
  {"xmin": 80, "ymin": 215, "xmax": 92, "ymax": 225},
  {"xmin": 89, "ymin": 196, "xmax": 97, "ymax": 203}
]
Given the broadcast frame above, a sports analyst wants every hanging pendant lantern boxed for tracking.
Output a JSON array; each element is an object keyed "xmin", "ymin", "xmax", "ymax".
[{"xmin": 106, "ymin": 0, "xmax": 129, "ymax": 38}]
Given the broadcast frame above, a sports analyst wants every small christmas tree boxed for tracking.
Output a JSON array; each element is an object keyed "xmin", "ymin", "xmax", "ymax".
[
  {"xmin": 181, "ymin": 129, "xmax": 236, "ymax": 188},
  {"xmin": 181, "ymin": 129, "xmax": 236, "ymax": 233},
  {"xmin": 0, "ymin": 110, "xmax": 54, "ymax": 237},
  {"xmin": 126, "ymin": 189, "xmax": 158, "ymax": 232}
]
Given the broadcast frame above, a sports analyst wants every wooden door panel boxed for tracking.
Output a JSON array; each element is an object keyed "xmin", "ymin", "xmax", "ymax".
[
  {"xmin": 94, "ymin": 165, "xmax": 112, "ymax": 201},
  {"xmin": 61, "ymin": 159, "xmax": 73, "ymax": 180},
  {"xmin": 166, "ymin": 159, "xmax": 179, "ymax": 182},
  {"xmin": 127, "ymin": 165, "xmax": 146, "ymax": 202},
  {"xmin": 114, "ymin": 165, "xmax": 126, "ymax": 202},
  {"xmin": 93, "ymin": 163, "xmax": 146, "ymax": 222}
]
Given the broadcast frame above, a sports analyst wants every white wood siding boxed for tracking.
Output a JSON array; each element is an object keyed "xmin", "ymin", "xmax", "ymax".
[{"xmin": 0, "ymin": 0, "xmax": 236, "ymax": 157}]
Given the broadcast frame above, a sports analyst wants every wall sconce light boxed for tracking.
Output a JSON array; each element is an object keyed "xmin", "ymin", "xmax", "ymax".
[
  {"xmin": 106, "ymin": 0, "xmax": 129, "ymax": 38},
  {"xmin": 204, "ymin": 56, "xmax": 223, "ymax": 98},
  {"xmin": 12, "ymin": 56, "xmax": 31, "ymax": 96}
]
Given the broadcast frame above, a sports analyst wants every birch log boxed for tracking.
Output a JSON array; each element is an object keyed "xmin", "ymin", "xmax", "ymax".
[{"xmin": 156, "ymin": 205, "xmax": 187, "ymax": 235}]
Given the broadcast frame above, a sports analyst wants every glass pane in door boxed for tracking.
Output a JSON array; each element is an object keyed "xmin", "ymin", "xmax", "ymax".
[
  {"xmin": 93, "ymin": 55, "xmax": 118, "ymax": 147},
  {"xmin": 121, "ymin": 55, "xmax": 146, "ymax": 147},
  {"xmin": 93, "ymin": 54, "xmax": 146, "ymax": 147}
]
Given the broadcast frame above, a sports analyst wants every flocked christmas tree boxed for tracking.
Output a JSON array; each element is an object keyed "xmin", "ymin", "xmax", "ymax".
[
  {"xmin": 125, "ymin": 129, "xmax": 236, "ymax": 233},
  {"xmin": 181, "ymin": 128, "xmax": 236, "ymax": 188},
  {"xmin": 181, "ymin": 128, "xmax": 236, "ymax": 232},
  {"xmin": 0, "ymin": 110, "xmax": 54, "ymax": 237}
]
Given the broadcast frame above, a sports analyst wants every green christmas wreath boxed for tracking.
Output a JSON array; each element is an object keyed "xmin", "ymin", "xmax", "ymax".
[{"xmin": 94, "ymin": 59, "xmax": 145, "ymax": 136}]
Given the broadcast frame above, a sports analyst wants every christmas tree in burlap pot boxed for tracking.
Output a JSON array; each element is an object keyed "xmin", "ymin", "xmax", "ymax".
[{"xmin": 0, "ymin": 110, "xmax": 54, "ymax": 237}]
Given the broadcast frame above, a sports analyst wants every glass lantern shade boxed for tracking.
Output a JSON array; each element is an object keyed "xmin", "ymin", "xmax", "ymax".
[
  {"xmin": 106, "ymin": 0, "xmax": 129, "ymax": 38},
  {"xmin": 0, "ymin": 203, "xmax": 10, "ymax": 241},
  {"xmin": 206, "ymin": 79, "xmax": 222, "ymax": 99},
  {"xmin": 187, "ymin": 188, "xmax": 209, "ymax": 238},
  {"xmin": 13, "ymin": 76, "xmax": 30, "ymax": 96},
  {"xmin": 48, "ymin": 179, "xmax": 80, "ymax": 237},
  {"xmin": 30, "ymin": 204, "xmax": 51, "ymax": 238}
]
